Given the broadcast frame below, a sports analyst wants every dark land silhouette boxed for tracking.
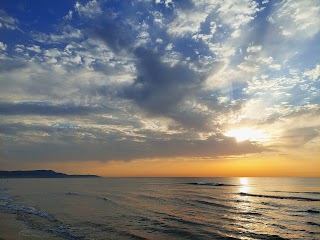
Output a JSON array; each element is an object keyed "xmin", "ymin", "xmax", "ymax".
[{"xmin": 0, "ymin": 170, "xmax": 100, "ymax": 178}]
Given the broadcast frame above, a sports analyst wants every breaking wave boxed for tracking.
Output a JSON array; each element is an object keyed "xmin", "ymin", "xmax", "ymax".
[
  {"xmin": 239, "ymin": 192, "xmax": 320, "ymax": 202},
  {"xmin": 187, "ymin": 182, "xmax": 236, "ymax": 187}
]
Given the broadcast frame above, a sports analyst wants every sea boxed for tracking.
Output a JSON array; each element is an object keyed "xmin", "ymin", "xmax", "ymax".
[{"xmin": 0, "ymin": 177, "xmax": 319, "ymax": 240}]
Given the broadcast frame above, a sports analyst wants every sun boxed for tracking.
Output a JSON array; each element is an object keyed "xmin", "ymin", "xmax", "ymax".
[{"xmin": 225, "ymin": 127, "xmax": 269, "ymax": 142}]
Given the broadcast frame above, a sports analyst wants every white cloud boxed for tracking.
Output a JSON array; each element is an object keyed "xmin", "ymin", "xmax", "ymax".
[
  {"xmin": 247, "ymin": 45, "xmax": 262, "ymax": 53},
  {"xmin": 133, "ymin": 21, "xmax": 151, "ymax": 47},
  {"xmin": 75, "ymin": 0, "xmax": 102, "ymax": 18},
  {"xmin": 156, "ymin": 38, "xmax": 163, "ymax": 44},
  {"xmin": 269, "ymin": 64, "xmax": 281, "ymax": 70},
  {"xmin": 26, "ymin": 45, "xmax": 41, "ymax": 53},
  {"xmin": 237, "ymin": 61, "xmax": 259, "ymax": 73},
  {"xmin": 0, "ymin": 9, "xmax": 18, "ymax": 30},
  {"xmin": 63, "ymin": 10, "xmax": 73, "ymax": 20},
  {"xmin": 209, "ymin": 43, "xmax": 236, "ymax": 60},
  {"xmin": 155, "ymin": 0, "xmax": 173, "ymax": 8},
  {"xmin": 167, "ymin": 0, "xmax": 259, "ymax": 37},
  {"xmin": 14, "ymin": 44, "xmax": 25, "ymax": 53},
  {"xmin": 243, "ymin": 55, "xmax": 282, "ymax": 71},
  {"xmin": 167, "ymin": 11, "xmax": 207, "ymax": 37},
  {"xmin": 165, "ymin": 43, "xmax": 173, "ymax": 51},
  {"xmin": 152, "ymin": 11, "xmax": 165, "ymax": 28},
  {"xmin": 231, "ymin": 29, "xmax": 241, "ymax": 38},
  {"xmin": 217, "ymin": 0, "xmax": 260, "ymax": 30},
  {"xmin": 276, "ymin": 0, "xmax": 320, "ymax": 38},
  {"xmin": 0, "ymin": 42, "xmax": 7, "ymax": 51},
  {"xmin": 304, "ymin": 65, "xmax": 320, "ymax": 80}
]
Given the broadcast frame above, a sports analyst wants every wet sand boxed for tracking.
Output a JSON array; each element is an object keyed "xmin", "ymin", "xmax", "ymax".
[{"xmin": 0, "ymin": 212, "xmax": 62, "ymax": 240}]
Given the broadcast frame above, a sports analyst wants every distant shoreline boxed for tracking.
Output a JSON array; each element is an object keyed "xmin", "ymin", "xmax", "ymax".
[{"xmin": 0, "ymin": 170, "xmax": 100, "ymax": 178}]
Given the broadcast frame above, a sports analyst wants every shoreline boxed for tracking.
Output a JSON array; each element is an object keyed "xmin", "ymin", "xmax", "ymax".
[
  {"xmin": 0, "ymin": 212, "xmax": 33, "ymax": 240},
  {"xmin": 0, "ymin": 212, "xmax": 62, "ymax": 240}
]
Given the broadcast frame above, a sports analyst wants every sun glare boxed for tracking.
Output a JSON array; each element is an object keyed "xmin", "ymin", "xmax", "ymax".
[
  {"xmin": 240, "ymin": 178, "xmax": 248, "ymax": 185},
  {"xmin": 225, "ymin": 128, "xmax": 269, "ymax": 142},
  {"xmin": 239, "ymin": 178, "xmax": 249, "ymax": 193}
]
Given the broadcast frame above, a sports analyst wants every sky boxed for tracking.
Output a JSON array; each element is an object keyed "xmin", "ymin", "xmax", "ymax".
[{"xmin": 0, "ymin": 0, "xmax": 319, "ymax": 177}]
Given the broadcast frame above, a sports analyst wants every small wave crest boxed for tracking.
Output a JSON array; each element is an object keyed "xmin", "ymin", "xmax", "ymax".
[
  {"xmin": 0, "ymin": 186, "xmax": 8, "ymax": 191},
  {"xmin": 271, "ymin": 190, "xmax": 320, "ymax": 195},
  {"xmin": 239, "ymin": 192, "xmax": 320, "ymax": 202},
  {"xmin": 66, "ymin": 192, "xmax": 79, "ymax": 196},
  {"xmin": 307, "ymin": 222, "xmax": 320, "ymax": 227},
  {"xmin": 96, "ymin": 196, "xmax": 119, "ymax": 206},
  {"xmin": 261, "ymin": 201, "xmax": 284, "ymax": 208},
  {"xmin": 187, "ymin": 182, "xmax": 236, "ymax": 187},
  {"xmin": 298, "ymin": 209, "xmax": 320, "ymax": 214},
  {"xmin": 5, "ymin": 204, "xmax": 55, "ymax": 221},
  {"xmin": 193, "ymin": 199, "xmax": 236, "ymax": 210}
]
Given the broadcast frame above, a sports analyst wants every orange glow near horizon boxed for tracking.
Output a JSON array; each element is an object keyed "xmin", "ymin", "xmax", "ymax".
[{"xmin": 8, "ymin": 155, "xmax": 320, "ymax": 177}]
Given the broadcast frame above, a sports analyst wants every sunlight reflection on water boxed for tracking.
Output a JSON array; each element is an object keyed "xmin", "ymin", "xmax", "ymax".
[{"xmin": 239, "ymin": 177, "xmax": 249, "ymax": 193}]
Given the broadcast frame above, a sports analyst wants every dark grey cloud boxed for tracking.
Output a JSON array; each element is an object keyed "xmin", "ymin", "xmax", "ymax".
[
  {"xmin": 0, "ymin": 121, "xmax": 264, "ymax": 162},
  {"xmin": 168, "ymin": 108, "xmax": 212, "ymax": 132},
  {"xmin": 282, "ymin": 127, "xmax": 319, "ymax": 146},
  {"xmin": 173, "ymin": 0, "xmax": 195, "ymax": 10},
  {"xmin": 91, "ymin": 18, "xmax": 134, "ymax": 53},
  {"xmin": 0, "ymin": 102, "xmax": 108, "ymax": 116},
  {"xmin": 123, "ymin": 47, "xmax": 203, "ymax": 115},
  {"xmin": 0, "ymin": 58, "xmax": 27, "ymax": 72},
  {"xmin": 86, "ymin": 8, "xmax": 216, "ymax": 132}
]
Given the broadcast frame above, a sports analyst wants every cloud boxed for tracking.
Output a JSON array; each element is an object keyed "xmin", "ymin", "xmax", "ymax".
[
  {"xmin": 0, "ymin": 9, "xmax": 18, "ymax": 30},
  {"xmin": 32, "ymin": 26, "xmax": 83, "ymax": 44},
  {"xmin": 26, "ymin": 45, "xmax": 42, "ymax": 53},
  {"xmin": 0, "ymin": 55, "xmax": 27, "ymax": 73},
  {"xmin": 123, "ymin": 47, "xmax": 203, "ymax": 115},
  {"xmin": 91, "ymin": 18, "xmax": 134, "ymax": 53},
  {"xmin": 273, "ymin": 0, "xmax": 320, "ymax": 38},
  {"xmin": 74, "ymin": 0, "xmax": 102, "ymax": 19},
  {"xmin": 0, "ymin": 102, "xmax": 104, "ymax": 116},
  {"xmin": 0, "ymin": 120, "xmax": 264, "ymax": 162},
  {"xmin": 0, "ymin": 0, "xmax": 319, "ymax": 167},
  {"xmin": 304, "ymin": 65, "xmax": 320, "ymax": 80},
  {"xmin": 217, "ymin": 0, "xmax": 260, "ymax": 30},
  {"xmin": 247, "ymin": 45, "xmax": 262, "ymax": 53},
  {"xmin": 0, "ymin": 42, "xmax": 7, "ymax": 51},
  {"xmin": 167, "ymin": 10, "xmax": 207, "ymax": 37}
]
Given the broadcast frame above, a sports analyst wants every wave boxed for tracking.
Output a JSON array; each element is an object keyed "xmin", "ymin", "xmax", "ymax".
[
  {"xmin": 0, "ymin": 195, "xmax": 11, "ymax": 201},
  {"xmin": 193, "ymin": 199, "xmax": 236, "ymax": 210},
  {"xmin": 298, "ymin": 209, "xmax": 320, "ymax": 214},
  {"xmin": 307, "ymin": 222, "xmax": 320, "ymax": 227},
  {"xmin": 271, "ymin": 190, "xmax": 320, "ymax": 195},
  {"xmin": 305, "ymin": 209, "xmax": 320, "ymax": 214},
  {"xmin": 243, "ymin": 232, "xmax": 289, "ymax": 240},
  {"xmin": 261, "ymin": 201, "xmax": 285, "ymax": 208},
  {"xmin": 0, "ymin": 186, "xmax": 8, "ymax": 191},
  {"xmin": 187, "ymin": 182, "xmax": 236, "ymax": 187},
  {"xmin": 96, "ymin": 196, "xmax": 119, "ymax": 206},
  {"xmin": 66, "ymin": 192, "xmax": 80, "ymax": 196},
  {"xmin": 237, "ymin": 211, "xmax": 262, "ymax": 216},
  {"xmin": 0, "ymin": 198, "xmax": 86, "ymax": 239},
  {"xmin": 6, "ymin": 204, "xmax": 55, "ymax": 221},
  {"xmin": 193, "ymin": 194, "xmax": 251, "ymax": 204},
  {"xmin": 239, "ymin": 192, "xmax": 320, "ymax": 202},
  {"xmin": 136, "ymin": 194, "xmax": 165, "ymax": 202}
]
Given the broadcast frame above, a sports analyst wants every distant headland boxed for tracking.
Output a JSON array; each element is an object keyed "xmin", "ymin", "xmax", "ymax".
[{"xmin": 0, "ymin": 170, "xmax": 100, "ymax": 178}]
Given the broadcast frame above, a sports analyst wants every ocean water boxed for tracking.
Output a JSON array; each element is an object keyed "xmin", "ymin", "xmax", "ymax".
[{"xmin": 0, "ymin": 177, "xmax": 319, "ymax": 240}]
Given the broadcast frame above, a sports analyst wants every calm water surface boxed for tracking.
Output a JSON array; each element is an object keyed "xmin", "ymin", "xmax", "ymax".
[{"xmin": 0, "ymin": 177, "xmax": 319, "ymax": 239}]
